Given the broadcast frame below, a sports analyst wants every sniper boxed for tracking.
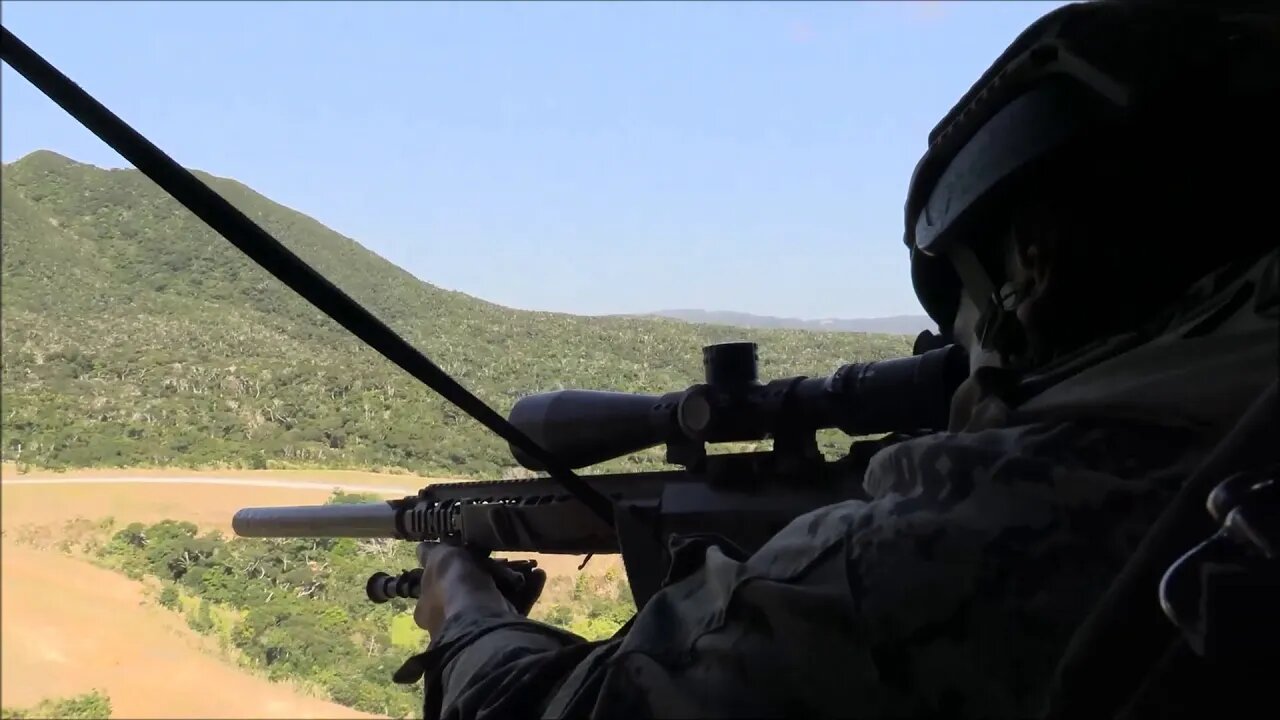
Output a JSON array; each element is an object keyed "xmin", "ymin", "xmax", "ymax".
[{"xmin": 396, "ymin": 2, "xmax": 1279, "ymax": 719}]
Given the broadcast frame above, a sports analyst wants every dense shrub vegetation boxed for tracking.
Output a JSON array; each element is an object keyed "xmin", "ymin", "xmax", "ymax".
[{"xmin": 1, "ymin": 691, "xmax": 112, "ymax": 719}]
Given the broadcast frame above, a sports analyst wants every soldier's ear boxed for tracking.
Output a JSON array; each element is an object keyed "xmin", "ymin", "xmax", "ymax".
[
  {"xmin": 1004, "ymin": 200, "xmax": 1061, "ymax": 302},
  {"xmin": 1013, "ymin": 241, "xmax": 1056, "ymax": 316}
]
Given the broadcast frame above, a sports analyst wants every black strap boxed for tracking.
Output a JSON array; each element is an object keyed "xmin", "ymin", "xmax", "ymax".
[
  {"xmin": 1042, "ymin": 382, "xmax": 1279, "ymax": 719},
  {"xmin": 0, "ymin": 24, "xmax": 615, "ymax": 527}
]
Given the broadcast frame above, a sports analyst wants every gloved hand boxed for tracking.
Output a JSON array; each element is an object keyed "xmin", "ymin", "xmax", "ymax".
[{"xmin": 412, "ymin": 541, "xmax": 516, "ymax": 637}]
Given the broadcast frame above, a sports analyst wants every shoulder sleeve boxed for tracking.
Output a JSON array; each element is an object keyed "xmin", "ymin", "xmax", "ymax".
[
  {"xmin": 395, "ymin": 608, "xmax": 598, "ymax": 720},
  {"xmin": 411, "ymin": 418, "xmax": 1209, "ymax": 719},
  {"xmin": 545, "ymin": 421, "xmax": 1202, "ymax": 718}
]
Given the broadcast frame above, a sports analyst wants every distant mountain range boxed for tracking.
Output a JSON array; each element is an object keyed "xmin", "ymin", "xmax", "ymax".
[{"xmin": 647, "ymin": 309, "xmax": 935, "ymax": 336}]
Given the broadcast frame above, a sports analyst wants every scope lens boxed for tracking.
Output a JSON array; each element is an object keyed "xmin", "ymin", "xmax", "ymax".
[{"xmin": 678, "ymin": 390, "xmax": 712, "ymax": 435}]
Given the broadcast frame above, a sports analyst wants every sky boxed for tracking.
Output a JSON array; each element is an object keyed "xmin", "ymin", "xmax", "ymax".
[{"xmin": 1, "ymin": 1, "xmax": 1067, "ymax": 320}]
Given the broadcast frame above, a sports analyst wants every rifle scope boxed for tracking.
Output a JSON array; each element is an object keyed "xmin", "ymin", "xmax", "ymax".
[{"xmin": 508, "ymin": 342, "xmax": 967, "ymax": 470}]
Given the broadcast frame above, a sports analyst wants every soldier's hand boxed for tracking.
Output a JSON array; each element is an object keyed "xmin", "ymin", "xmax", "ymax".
[{"xmin": 413, "ymin": 542, "xmax": 516, "ymax": 637}]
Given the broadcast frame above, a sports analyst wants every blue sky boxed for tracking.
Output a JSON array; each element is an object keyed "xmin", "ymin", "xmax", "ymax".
[{"xmin": 2, "ymin": 1, "xmax": 1066, "ymax": 319}]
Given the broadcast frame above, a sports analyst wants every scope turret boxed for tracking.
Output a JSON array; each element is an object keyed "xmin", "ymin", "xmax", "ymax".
[
  {"xmin": 703, "ymin": 341, "xmax": 759, "ymax": 390},
  {"xmin": 507, "ymin": 342, "xmax": 968, "ymax": 471}
]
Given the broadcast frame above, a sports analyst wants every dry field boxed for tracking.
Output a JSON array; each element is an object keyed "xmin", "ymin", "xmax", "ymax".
[
  {"xmin": 1, "ymin": 543, "xmax": 376, "ymax": 719},
  {"xmin": 0, "ymin": 465, "xmax": 428, "ymax": 535},
  {"xmin": 1, "ymin": 464, "xmax": 622, "ymax": 718}
]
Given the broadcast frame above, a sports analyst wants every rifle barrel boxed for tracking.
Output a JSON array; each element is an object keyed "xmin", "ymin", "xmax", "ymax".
[{"xmin": 232, "ymin": 503, "xmax": 400, "ymax": 538}]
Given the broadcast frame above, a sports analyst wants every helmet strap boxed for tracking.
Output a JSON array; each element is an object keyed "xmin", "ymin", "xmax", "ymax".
[{"xmin": 947, "ymin": 243, "xmax": 1028, "ymax": 363}]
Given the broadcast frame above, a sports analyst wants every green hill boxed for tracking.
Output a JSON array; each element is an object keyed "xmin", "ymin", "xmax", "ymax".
[{"xmin": 0, "ymin": 150, "xmax": 913, "ymax": 477}]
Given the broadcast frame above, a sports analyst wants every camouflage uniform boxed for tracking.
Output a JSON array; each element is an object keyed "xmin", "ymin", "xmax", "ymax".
[{"xmin": 396, "ymin": 250, "xmax": 1278, "ymax": 719}]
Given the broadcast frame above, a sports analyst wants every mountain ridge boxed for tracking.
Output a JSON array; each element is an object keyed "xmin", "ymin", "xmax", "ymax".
[
  {"xmin": 1, "ymin": 149, "xmax": 914, "ymax": 475},
  {"xmin": 645, "ymin": 309, "xmax": 934, "ymax": 335}
]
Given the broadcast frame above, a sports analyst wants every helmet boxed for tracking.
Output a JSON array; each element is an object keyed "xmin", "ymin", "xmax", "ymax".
[{"xmin": 904, "ymin": 0, "xmax": 1280, "ymax": 348}]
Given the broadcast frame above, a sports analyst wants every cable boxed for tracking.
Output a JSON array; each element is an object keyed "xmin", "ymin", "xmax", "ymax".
[{"xmin": 0, "ymin": 24, "xmax": 615, "ymax": 527}]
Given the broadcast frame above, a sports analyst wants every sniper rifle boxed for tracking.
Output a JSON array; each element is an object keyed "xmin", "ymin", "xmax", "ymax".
[{"xmin": 232, "ymin": 340, "xmax": 968, "ymax": 609}]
